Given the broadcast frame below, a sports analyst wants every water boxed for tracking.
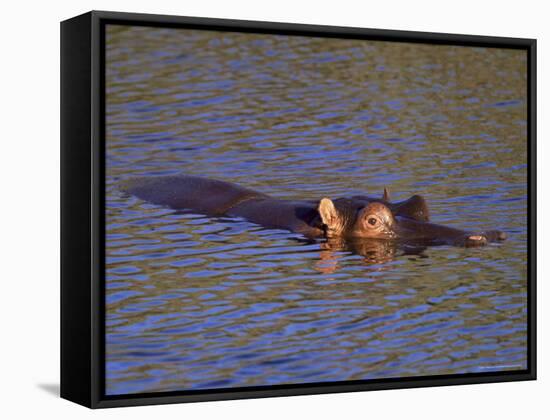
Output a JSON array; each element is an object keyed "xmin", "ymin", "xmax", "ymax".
[{"xmin": 105, "ymin": 24, "xmax": 528, "ymax": 395}]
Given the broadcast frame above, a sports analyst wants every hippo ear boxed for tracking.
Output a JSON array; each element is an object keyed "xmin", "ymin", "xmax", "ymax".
[
  {"xmin": 318, "ymin": 198, "xmax": 339, "ymax": 228},
  {"xmin": 382, "ymin": 187, "xmax": 390, "ymax": 202}
]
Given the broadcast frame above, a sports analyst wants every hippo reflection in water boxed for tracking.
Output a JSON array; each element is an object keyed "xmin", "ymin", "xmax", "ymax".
[{"xmin": 123, "ymin": 175, "xmax": 506, "ymax": 248}]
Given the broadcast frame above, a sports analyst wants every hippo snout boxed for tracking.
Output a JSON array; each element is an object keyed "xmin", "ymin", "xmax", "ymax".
[{"xmin": 458, "ymin": 230, "xmax": 507, "ymax": 247}]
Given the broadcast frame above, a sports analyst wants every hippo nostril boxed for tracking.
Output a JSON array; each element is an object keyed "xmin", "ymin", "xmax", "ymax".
[{"xmin": 462, "ymin": 234, "xmax": 488, "ymax": 247}]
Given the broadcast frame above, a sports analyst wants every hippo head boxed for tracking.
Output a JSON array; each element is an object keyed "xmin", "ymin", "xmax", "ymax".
[
  {"xmin": 317, "ymin": 189, "xmax": 430, "ymax": 239},
  {"xmin": 318, "ymin": 198, "xmax": 398, "ymax": 239},
  {"xmin": 318, "ymin": 197, "xmax": 506, "ymax": 247}
]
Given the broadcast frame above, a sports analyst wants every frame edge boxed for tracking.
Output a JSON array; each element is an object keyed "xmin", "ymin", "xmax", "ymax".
[
  {"xmin": 527, "ymin": 38, "xmax": 537, "ymax": 380},
  {"xmin": 91, "ymin": 9, "xmax": 535, "ymax": 48},
  {"xmin": 60, "ymin": 11, "xmax": 94, "ymax": 408}
]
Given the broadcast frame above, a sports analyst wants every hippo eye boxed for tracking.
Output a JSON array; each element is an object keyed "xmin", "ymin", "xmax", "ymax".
[{"xmin": 367, "ymin": 217, "xmax": 378, "ymax": 226}]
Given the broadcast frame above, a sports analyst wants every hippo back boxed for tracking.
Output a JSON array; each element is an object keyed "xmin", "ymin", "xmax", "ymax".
[{"xmin": 122, "ymin": 175, "xmax": 268, "ymax": 215}]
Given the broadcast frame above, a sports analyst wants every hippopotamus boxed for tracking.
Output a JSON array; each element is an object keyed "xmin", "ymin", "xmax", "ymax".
[{"xmin": 122, "ymin": 175, "xmax": 506, "ymax": 247}]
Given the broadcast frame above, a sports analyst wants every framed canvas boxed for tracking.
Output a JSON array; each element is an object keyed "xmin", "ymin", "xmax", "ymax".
[{"xmin": 60, "ymin": 10, "xmax": 536, "ymax": 408}]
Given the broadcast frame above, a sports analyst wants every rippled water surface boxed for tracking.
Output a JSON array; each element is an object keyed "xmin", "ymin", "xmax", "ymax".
[{"xmin": 105, "ymin": 25, "xmax": 528, "ymax": 395}]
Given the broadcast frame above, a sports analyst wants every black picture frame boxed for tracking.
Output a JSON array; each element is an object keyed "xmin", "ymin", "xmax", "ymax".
[{"xmin": 61, "ymin": 10, "xmax": 537, "ymax": 409}]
